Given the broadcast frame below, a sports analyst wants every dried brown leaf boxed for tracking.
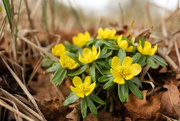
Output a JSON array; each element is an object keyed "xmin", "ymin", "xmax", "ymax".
[
  {"xmin": 160, "ymin": 80, "xmax": 180, "ymax": 118},
  {"xmin": 124, "ymin": 90, "xmax": 160, "ymax": 120}
]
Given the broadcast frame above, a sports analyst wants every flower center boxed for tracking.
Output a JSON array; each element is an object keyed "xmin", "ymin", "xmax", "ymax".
[
  {"xmin": 80, "ymin": 84, "xmax": 90, "ymax": 93},
  {"xmin": 118, "ymin": 67, "xmax": 129, "ymax": 78}
]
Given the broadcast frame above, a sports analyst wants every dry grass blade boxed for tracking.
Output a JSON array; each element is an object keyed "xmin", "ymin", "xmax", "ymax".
[
  {"xmin": 18, "ymin": 34, "xmax": 58, "ymax": 62},
  {"xmin": 0, "ymin": 99, "xmax": 34, "ymax": 121},
  {"xmin": 0, "ymin": 88, "xmax": 43, "ymax": 120},
  {"xmin": 27, "ymin": 56, "xmax": 43, "ymax": 86},
  {"xmin": 1, "ymin": 96, "xmax": 23, "ymax": 121},
  {"xmin": 1, "ymin": 56, "xmax": 46, "ymax": 121}
]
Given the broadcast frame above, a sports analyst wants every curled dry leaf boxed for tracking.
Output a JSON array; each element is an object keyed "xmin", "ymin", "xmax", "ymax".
[
  {"xmin": 66, "ymin": 103, "xmax": 81, "ymax": 121},
  {"xmin": 160, "ymin": 80, "xmax": 180, "ymax": 118},
  {"xmin": 124, "ymin": 90, "xmax": 160, "ymax": 120}
]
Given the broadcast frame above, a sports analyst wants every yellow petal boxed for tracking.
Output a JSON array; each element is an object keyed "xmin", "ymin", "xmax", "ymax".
[
  {"xmin": 72, "ymin": 76, "xmax": 82, "ymax": 87},
  {"xmin": 84, "ymin": 76, "xmax": 91, "ymax": 86},
  {"xmin": 92, "ymin": 45, "xmax": 97, "ymax": 55},
  {"xmin": 82, "ymin": 48, "xmax": 91, "ymax": 57},
  {"xmin": 149, "ymin": 44, "xmax": 158, "ymax": 55},
  {"xmin": 111, "ymin": 56, "xmax": 120, "ymax": 70},
  {"xmin": 98, "ymin": 28, "xmax": 103, "ymax": 37},
  {"xmin": 126, "ymin": 46, "xmax": 133, "ymax": 52},
  {"xmin": 75, "ymin": 92, "xmax": 85, "ymax": 98},
  {"xmin": 70, "ymin": 86, "xmax": 81, "ymax": 93},
  {"xmin": 125, "ymin": 74, "xmax": 134, "ymax": 80},
  {"xmin": 117, "ymin": 35, "xmax": 122, "ymax": 41},
  {"xmin": 137, "ymin": 44, "xmax": 143, "ymax": 54},
  {"xmin": 122, "ymin": 57, "xmax": 132, "ymax": 68},
  {"xmin": 129, "ymin": 64, "xmax": 142, "ymax": 76},
  {"xmin": 118, "ymin": 40, "xmax": 128, "ymax": 49},
  {"xmin": 113, "ymin": 77, "xmax": 125, "ymax": 84},
  {"xmin": 85, "ymin": 82, "xmax": 96, "ymax": 96},
  {"xmin": 110, "ymin": 69, "xmax": 121, "ymax": 78},
  {"xmin": 78, "ymin": 53, "xmax": 89, "ymax": 64},
  {"xmin": 85, "ymin": 32, "xmax": 90, "ymax": 38}
]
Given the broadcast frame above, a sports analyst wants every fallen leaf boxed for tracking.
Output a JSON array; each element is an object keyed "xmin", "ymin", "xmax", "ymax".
[
  {"xmin": 160, "ymin": 80, "xmax": 180, "ymax": 118},
  {"xmin": 66, "ymin": 103, "xmax": 81, "ymax": 121},
  {"xmin": 124, "ymin": 90, "xmax": 160, "ymax": 120},
  {"xmin": 84, "ymin": 113, "xmax": 99, "ymax": 121}
]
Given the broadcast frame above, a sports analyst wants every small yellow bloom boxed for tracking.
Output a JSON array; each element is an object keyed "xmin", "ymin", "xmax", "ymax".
[
  {"xmin": 59, "ymin": 54, "xmax": 78, "ymax": 70},
  {"xmin": 137, "ymin": 41, "xmax": 158, "ymax": 56},
  {"xmin": 97, "ymin": 28, "xmax": 116, "ymax": 39},
  {"xmin": 52, "ymin": 44, "xmax": 68, "ymax": 57},
  {"xmin": 72, "ymin": 32, "xmax": 90, "ymax": 47},
  {"xmin": 70, "ymin": 76, "xmax": 96, "ymax": 98},
  {"xmin": 78, "ymin": 45, "xmax": 100, "ymax": 64},
  {"xmin": 117, "ymin": 35, "xmax": 128, "ymax": 49},
  {"xmin": 110, "ymin": 56, "xmax": 142, "ymax": 84},
  {"xmin": 117, "ymin": 35, "xmax": 133, "ymax": 52}
]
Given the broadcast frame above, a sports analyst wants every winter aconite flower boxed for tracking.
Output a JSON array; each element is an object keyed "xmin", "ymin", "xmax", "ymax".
[
  {"xmin": 110, "ymin": 56, "xmax": 142, "ymax": 84},
  {"xmin": 70, "ymin": 76, "xmax": 96, "ymax": 98},
  {"xmin": 137, "ymin": 41, "xmax": 158, "ymax": 56},
  {"xmin": 117, "ymin": 35, "xmax": 133, "ymax": 52},
  {"xmin": 59, "ymin": 54, "xmax": 78, "ymax": 69},
  {"xmin": 52, "ymin": 44, "xmax": 68, "ymax": 57},
  {"xmin": 78, "ymin": 45, "xmax": 100, "ymax": 64},
  {"xmin": 72, "ymin": 32, "xmax": 90, "ymax": 47},
  {"xmin": 97, "ymin": 28, "xmax": 116, "ymax": 39}
]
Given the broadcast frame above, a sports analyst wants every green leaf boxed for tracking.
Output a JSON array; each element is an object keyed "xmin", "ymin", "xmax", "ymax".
[
  {"xmin": 50, "ymin": 67, "xmax": 67, "ymax": 85},
  {"xmin": 130, "ymin": 77, "xmax": 143, "ymax": 89},
  {"xmin": 81, "ymin": 98, "xmax": 87, "ymax": 118},
  {"xmin": 68, "ymin": 64, "xmax": 88, "ymax": 76},
  {"xmin": 147, "ymin": 56, "xmax": 157, "ymax": 69},
  {"xmin": 117, "ymin": 49, "xmax": 126, "ymax": 64},
  {"xmin": 127, "ymin": 81, "xmax": 143, "ymax": 99},
  {"xmin": 103, "ymin": 80, "xmax": 114, "ymax": 89},
  {"xmin": 63, "ymin": 92, "xmax": 79, "ymax": 106},
  {"xmin": 86, "ymin": 96, "xmax": 98, "ymax": 116},
  {"xmin": 86, "ymin": 39, "xmax": 97, "ymax": 47},
  {"xmin": 89, "ymin": 93, "xmax": 106, "ymax": 105},
  {"xmin": 118, "ymin": 83, "xmax": 129, "ymax": 102},
  {"xmin": 94, "ymin": 63, "xmax": 104, "ymax": 75},
  {"xmin": 151, "ymin": 55, "xmax": 168, "ymax": 67},
  {"xmin": 41, "ymin": 56, "xmax": 55, "ymax": 68},
  {"xmin": 101, "ymin": 40, "xmax": 119, "ymax": 50},
  {"xmin": 138, "ymin": 55, "xmax": 147, "ymax": 66},
  {"xmin": 98, "ymin": 75, "xmax": 112, "ymax": 82},
  {"xmin": 132, "ymin": 53, "xmax": 142, "ymax": 63},
  {"xmin": 2, "ymin": 0, "xmax": 12, "ymax": 31},
  {"xmin": 46, "ymin": 62, "xmax": 61, "ymax": 73},
  {"xmin": 99, "ymin": 46, "xmax": 113, "ymax": 59},
  {"xmin": 96, "ymin": 60, "xmax": 111, "ymax": 69},
  {"xmin": 90, "ymin": 63, "xmax": 96, "ymax": 82}
]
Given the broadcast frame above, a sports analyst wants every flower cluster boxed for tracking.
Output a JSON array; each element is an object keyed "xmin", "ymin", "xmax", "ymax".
[{"xmin": 44, "ymin": 28, "xmax": 167, "ymax": 118}]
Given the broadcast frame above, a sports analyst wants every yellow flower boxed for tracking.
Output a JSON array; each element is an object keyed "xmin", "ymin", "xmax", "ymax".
[
  {"xmin": 137, "ymin": 41, "xmax": 158, "ymax": 56},
  {"xmin": 97, "ymin": 28, "xmax": 116, "ymax": 39},
  {"xmin": 72, "ymin": 32, "xmax": 90, "ymax": 47},
  {"xmin": 78, "ymin": 45, "xmax": 100, "ymax": 64},
  {"xmin": 52, "ymin": 44, "xmax": 68, "ymax": 57},
  {"xmin": 59, "ymin": 54, "xmax": 78, "ymax": 69},
  {"xmin": 110, "ymin": 56, "xmax": 142, "ymax": 84},
  {"xmin": 70, "ymin": 76, "xmax": 96, "ymax": 98},
  {"xmin": 117, "ymin": 35, "xmax": 133, "ymax": 52}
]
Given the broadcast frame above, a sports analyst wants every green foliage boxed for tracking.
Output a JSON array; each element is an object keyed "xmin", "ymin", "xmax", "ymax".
[
  {"xmin": 42, "ymin": 28, "xmax": 168, "ymax": 118},
  {"xmin": 63, "ymin": 92, "xmax": 79, "ymax": 106},
  {"xmin": 2, "ymin": 0, "xmax": 12, "ymax": 31}
]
